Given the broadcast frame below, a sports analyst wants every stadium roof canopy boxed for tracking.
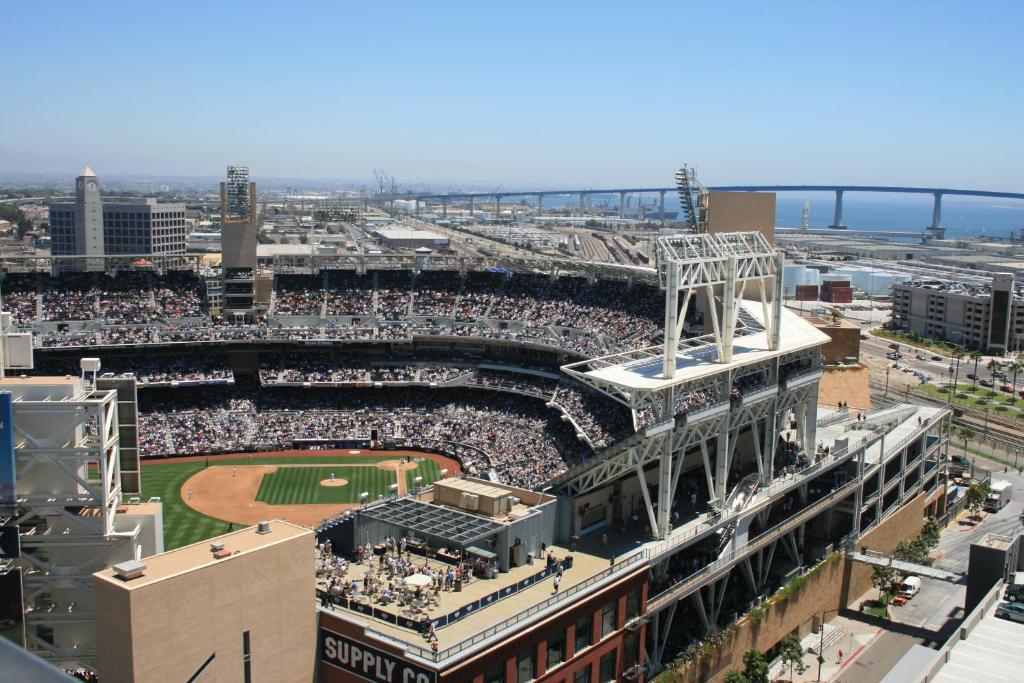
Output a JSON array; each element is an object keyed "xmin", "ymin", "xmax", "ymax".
[{"xmin": 359, "ymin": 498, "xmax": 504, "ymax": 547}]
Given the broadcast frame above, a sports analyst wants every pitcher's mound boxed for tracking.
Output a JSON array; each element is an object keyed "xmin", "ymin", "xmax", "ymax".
[{"xmin": 320, "ymin": 478, "xmax": 349, "ymax": 487}]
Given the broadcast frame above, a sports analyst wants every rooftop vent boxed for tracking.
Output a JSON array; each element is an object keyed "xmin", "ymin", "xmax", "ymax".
[
  {"xmin": 256, "ymin": 521, "xmax": 271, "ymax": 535},
  {"xmin": 112, "ymin": 560, "xmax": 146, "ymax": 581},
  {"xmin": 210, "ymin": 542, "xmax": 225, "ymax": 553}
]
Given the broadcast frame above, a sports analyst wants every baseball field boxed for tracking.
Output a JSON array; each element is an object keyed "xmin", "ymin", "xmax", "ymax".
[{"xmin": 139, "ymin": 450, "xmax": 458, "ymax": 550}]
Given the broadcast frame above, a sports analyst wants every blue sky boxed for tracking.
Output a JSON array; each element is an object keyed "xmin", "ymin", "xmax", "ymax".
[{"xmin": 2, "ymin": 1, "xmax": 1021, "ymax": 189}]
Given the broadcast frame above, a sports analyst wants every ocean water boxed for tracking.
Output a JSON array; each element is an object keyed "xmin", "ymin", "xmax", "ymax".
[
  {"xmin": 548, "ymin": 192, "xmax": 1024, "ymax": 240},
  {"xmin": 773, "ymin": 196, "xmax": 1024, "ymax": 240}
]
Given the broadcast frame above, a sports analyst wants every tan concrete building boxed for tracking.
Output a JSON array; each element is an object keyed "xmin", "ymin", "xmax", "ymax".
[
  {"xmin": 706, "ymin": 191, "xmax": 776, "ymax": 244},
  {"xmin": 93, "ymin": 521, "xmax": 316, "ymax": 683},
  {"xmin": 806, "ymin": 315, "xmax": 861, "ymax": 363}
]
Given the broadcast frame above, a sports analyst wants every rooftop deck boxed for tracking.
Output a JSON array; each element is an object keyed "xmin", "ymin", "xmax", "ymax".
[{"xmin": 572, "ymin": 302, "xmax": 830, "ymax": 391}]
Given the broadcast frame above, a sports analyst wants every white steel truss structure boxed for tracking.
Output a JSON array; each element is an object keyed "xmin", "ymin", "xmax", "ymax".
[
  {"xmin": 554, "ymin": 232, "xmax": 827, "ymax": 540},
  {"xmin": 8, "ymin": 375, "xmax": 141, "ymax": 666}
]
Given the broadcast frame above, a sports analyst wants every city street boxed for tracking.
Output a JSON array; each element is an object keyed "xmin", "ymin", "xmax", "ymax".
[{"xmin": 831, "ymin": 457, "xmax": 1024, "ymax": 682}]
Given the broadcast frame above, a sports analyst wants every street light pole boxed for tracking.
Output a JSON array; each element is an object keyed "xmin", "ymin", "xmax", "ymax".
[{"xmin": 885, "ymin": 365, "xmax": 890, "ymax": 398}]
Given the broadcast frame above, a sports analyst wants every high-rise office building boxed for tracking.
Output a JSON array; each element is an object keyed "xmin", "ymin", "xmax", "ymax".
[{"xmin": 48, "ymin": 167, "xmax": 187, "ymax": 260}]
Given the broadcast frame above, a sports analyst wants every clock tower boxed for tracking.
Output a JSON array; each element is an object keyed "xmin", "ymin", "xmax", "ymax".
[{"xmin": 73, "ymin": 165, "xmax": 105, "ymax": 264}]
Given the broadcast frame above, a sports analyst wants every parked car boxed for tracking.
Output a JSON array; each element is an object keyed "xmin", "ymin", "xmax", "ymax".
[
  {"xmin": 1004, "ymin": 584, "xmax": 1024, "ymax": 602},
  {"xmin": 995, "ymin": 602, "xmax": 1024, "ymax": 623},
  {"xmin": 967, "ymin": 373, "xmax": 977, "ymax": 380},
  {"xmin": 931, "ymin": 355, "xmax": 943, "ymax": 361},
  {"xmin": 1001, "ymin": 384, "xmax": 1014, "ymax": 393},
  {"xmin": 981, "ymin": 379, "xmax": 995, "ymax": 388},
  {"xmin": 916, "ymin": 354, "xmax": 927, "ymax": 361}
]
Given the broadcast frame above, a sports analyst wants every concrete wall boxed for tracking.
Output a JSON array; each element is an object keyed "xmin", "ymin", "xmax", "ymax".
[
  {"xmin": 663, "ymin": 491, "xmax": 930, "ymax": 683},
  {"xmin": 842, "ymin": 491, "xmax": 927, "ymax": 607},
  {"xmin": 811, "ymin": 319, "xmax": 861, "ymax": 363},
  {"xmin": 222, "ymin": 221, "xmax": 258, "ymax": 270},
  {"xmin": 706, "ymin": 192, "xmax": 776, "ymax": 244},
  {"xmin": 94, "ymin": 528, "xmax": 316, "ymax": 683}
]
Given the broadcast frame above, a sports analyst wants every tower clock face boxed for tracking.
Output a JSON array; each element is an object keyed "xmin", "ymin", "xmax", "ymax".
[{"xmin": 87, "ymin": 181, "xmax": 97, "ymax": 191}]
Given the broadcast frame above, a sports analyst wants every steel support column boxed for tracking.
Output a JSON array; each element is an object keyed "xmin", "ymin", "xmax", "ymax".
[
  {"xmin": 930, "ymin": 192, "xmax": 943, "ymax": 234},
  {"xmin": 659, "ymin": 190, "xmax": 666, "ymax": 227},
  {"xmin": 830, "ymin": 189, "xmax": 845, "ymax": 228}
]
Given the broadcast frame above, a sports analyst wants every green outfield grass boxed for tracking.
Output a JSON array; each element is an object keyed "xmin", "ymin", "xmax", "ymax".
[{"xmin": 140, "ymin": 454, "xmax": 442, "ymax": 550}]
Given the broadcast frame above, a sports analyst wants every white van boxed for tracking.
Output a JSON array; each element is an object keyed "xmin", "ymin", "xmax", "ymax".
[{"xmin": 898, "ymin": 576, "xmax": 922, "ymax": 600}]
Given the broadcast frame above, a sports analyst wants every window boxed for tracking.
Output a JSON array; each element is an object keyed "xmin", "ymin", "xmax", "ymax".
[
  {"xmin": 547, "ymin": 630, "xmax": 566, "ymax": 669},
  {"xmin": 516, "ymin": 649, "xmax": 535, "ymax": 683},
  {"xmin": 573, "ymin": 664, "xmax": 591, "ymax": 683},
  {"xmin": 601, "ymin": 601, "xmax": 618, "ymax": 637},
  {"xmin": 599, "ymin": 650, "xmax": 617, "ymax": 682},
  {"xmin": 485, "ymin": 664, "xmax": 506, "ymax": 683},
  {"xmin": 626, "ymin": 587, "xmax": 640, "ymax": 621},
  {"xmin": 242, "ymin": 630, "xmax": 251, "ymax": 683},
  {"xmin": 575, "ymin": 614, "xmax": 592, "ymax": 652}
]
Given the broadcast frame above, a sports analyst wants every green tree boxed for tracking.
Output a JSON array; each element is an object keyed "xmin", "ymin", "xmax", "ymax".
[
  {"xmin": 742, "ymin": 649, "xmax": 769, "ymax": 683},
  {"xmin": 777, "ymin": 634, "xmax": 807, "ymax": 682},
  {"xmin": 723, "ymin": 671, "xmax": 750, "ymax": 683},
  {"xmin": 957, "ymin": 426, "xmax": 975, "ymax": 458},
  {"xmin": 1010, "ymin": 360, "xmax": 1022, "ymax": 394},
  {"xmin": 965, "ymin": 481, "xmax": 991, "ymax": 519},
  {"xmin": 871, "ymin": 564, "xmax": 896, "ymax": 601},
  {"xmin": 970, "ymin": 350, "xmax": 983, "ymax": 388},
  {"xmin": 920, "ymin": 517, "xmax": 941, "ymax": 549},
  {"xmin": 987, "ymin": 358, "xmax": 1002, "ymax": 382},
  {"xmin": 892, "ymin": 538, "xmax": 932, "ymax": 566}
]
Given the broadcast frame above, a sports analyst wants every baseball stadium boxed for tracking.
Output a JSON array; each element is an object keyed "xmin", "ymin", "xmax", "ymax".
[{"xmin": 1, "ymin": 185, "xmax": 952, "ymax": 683}]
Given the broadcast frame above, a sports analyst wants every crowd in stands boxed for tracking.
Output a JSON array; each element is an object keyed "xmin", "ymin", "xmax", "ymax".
[
  {"xmin": 136, "ymin": 385, "xmax": 590, "ymax": 489},
  {"xmin": 6, "ymin": 267, "xmax": 669, "ymax": 358},
  {"xmin": 411, "ymin": 270, "xmax": 459, "ymax": 316},
  {"xmin": 552, "ymin": 384, "xmax": 634, "ymax": 449},
  {"xmin": 273, "ymin": 274, "xmax": 323, "ymax": 316},
  {"xmin": 634, "ymin": 385, "xmax": 720, "ymax": 430}
]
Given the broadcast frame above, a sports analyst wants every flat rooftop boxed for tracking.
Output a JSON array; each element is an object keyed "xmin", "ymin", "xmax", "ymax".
[
  {"xmin": 374, "ymin": 227, "xmax": 447, "ymax": 240},
  {"xmin": 322, "ymin": 538, "xmax": 635, "ymax": 654},
  {"xmin": 94, "ymin": 520, "xmax": 310, "ymax": 590},
  {"xmin": 580, "ymin": 300, "xmax": 830, "ymax": 391},
  {"xmin": 928, "ymin": 593, "xmax": 1024, "ymax": 683}
]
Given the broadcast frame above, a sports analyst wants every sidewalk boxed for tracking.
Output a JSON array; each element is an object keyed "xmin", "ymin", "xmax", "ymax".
[{"xmin": 777, "ymin": 599, "xmax": 882, "ymax": 682}]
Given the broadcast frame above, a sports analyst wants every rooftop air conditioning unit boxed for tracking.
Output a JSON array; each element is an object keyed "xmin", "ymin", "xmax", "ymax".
[
  {"xmin": 112, "ymin": 560, "xmax": 146, "ymax": 581},
  {"xmin": 256, "ymin": 521, "xmax": 271, "ymax": 534},
  {"xmin": 210, "ymin": 542, "xmax": 225, "ymax": 553}
]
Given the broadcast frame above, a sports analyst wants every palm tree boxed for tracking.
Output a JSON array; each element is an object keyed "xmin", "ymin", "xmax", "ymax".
[
  {"xmin": 970, "ymin": 350, "xmax": 983, "ymax": 388},
  {"xmin": 952, "ymin": 346, "xmax": 966, "ymax": 392},
  {"xmin": 988, "ymin": 358, "xmax": 1002, "ymax": 384},
  {"xmin": 958, "ymin": 426, "xmax": 975, "ymax": 458},
  {"xmin": 1010, "ymin": 360, "xmax": 1022, "ymax": 397}
]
